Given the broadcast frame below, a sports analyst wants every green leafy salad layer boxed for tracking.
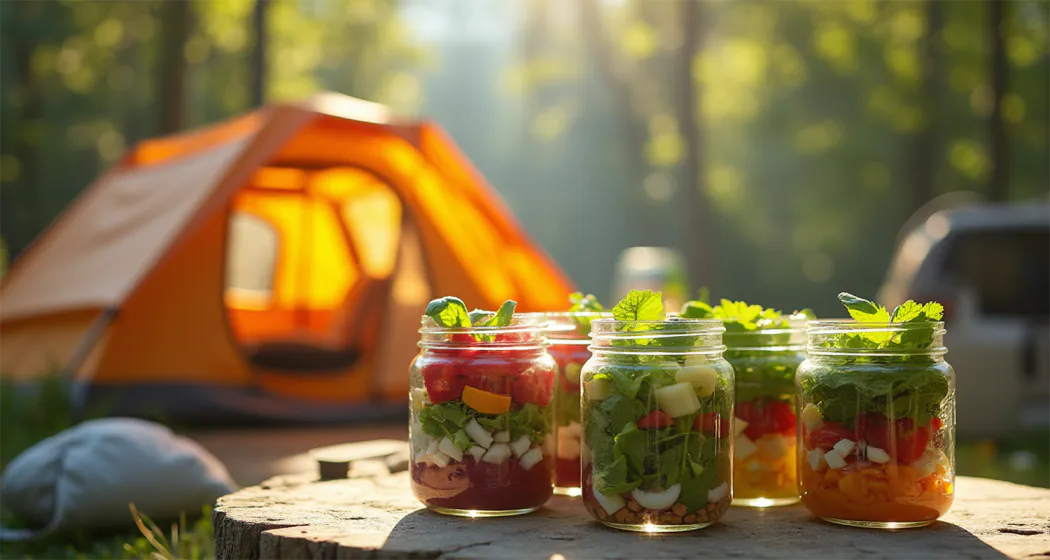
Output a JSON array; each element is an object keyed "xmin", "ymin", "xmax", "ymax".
[
  {"xmin": 585, "ymin": 290, "xmax": 731, "ymax": 511},
  {"xmin": 420, "ymin": 401, "xmax": 550, "ymax": 450},
  {"xmin": 800, "ymin": 293, "xmax": 951, "ymax": 427},
  {"xmin": 680, "ymin": 293, "xmax": 813, "ymax": 403}
]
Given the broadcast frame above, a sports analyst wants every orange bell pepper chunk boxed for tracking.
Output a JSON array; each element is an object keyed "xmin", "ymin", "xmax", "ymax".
[{"xmin": 462, "ymin": 386, "xmax": 512, "ymax": 414}]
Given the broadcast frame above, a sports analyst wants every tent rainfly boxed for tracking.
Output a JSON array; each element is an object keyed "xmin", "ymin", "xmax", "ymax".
[{"xmin": 0, "ymin": 93, "xmax": 573, "ymax": 423}]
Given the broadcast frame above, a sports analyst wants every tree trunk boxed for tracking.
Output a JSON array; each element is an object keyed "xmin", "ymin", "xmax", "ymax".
[
  {"xmin": 909, "ymin": 0, "xmax": 944, "ymax": 214},
  {"xmin": 988, "ymin": 0, "xmax": 1008, "ymax": 201},
  {"xmin": 157, "ymin": 0, "xmax": 190, "ymax": 134},
  {"xmin": 251, "ymin": 0, "xmax": 270, "ymax": 107},
  {"xmin": 3, "ymin": 0, "xmax": 44, "ymax": 257},
  {"xmin": 675, "ymin": 0, "xmax": 709, "ymax": 291}
]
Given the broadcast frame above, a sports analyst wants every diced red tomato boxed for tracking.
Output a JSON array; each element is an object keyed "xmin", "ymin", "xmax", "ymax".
[
  {"xmin": 695, "ymin": 412, "xmax": 730, "ymax": 438},
  {"xmin": 737, "ymin": 399, "xmax": 796, "ymax": 439},
  {"xmin": 804, "ymin": 422, "xmax": 855, "ymax": 450},
  {"xmin": 894, "ymin": 420, "xmax": 930, "ymax": 464},
  {"xmin": 638, "ymin": 410, "xmax": 674, "ymax": 429},
  {"xmin": 856, "ymin": 412, "xmax": 932, "ymax": 464},
  {"xmin": 420, "ymin": 363, "xmax": 465, "ymax": 403},
  {"xmin": 931, "ymin": 416, "xmax": 944, "ymax": 432},
  {"xmin": 463, "ymin": 374, "xmax": 510, "ymax": 396},
  {"xmin": 510, "ymin": 368, "xmax": 554, "ymax": 407}
]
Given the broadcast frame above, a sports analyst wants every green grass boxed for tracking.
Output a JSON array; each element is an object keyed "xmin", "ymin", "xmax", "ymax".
[
  {"xmin": 1, "ymin": 376, "xmax": 215, "ymax": 560},
  {"xmin": 956, "ymin": 430, "xmax": 1050, "ymax": 489}
]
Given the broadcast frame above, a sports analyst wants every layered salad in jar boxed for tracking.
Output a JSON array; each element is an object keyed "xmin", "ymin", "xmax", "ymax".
[
  {"xmin": 797, "ymin": 293, "xmax": 955, "ymax": 528},
  {"xmin": 544, "ymin": 293, "xmax": 608, "ymax": 494},
  {"xmin": 681, "ymin": 296, "xmax": 812, "ymax": 506},
  {"xmin": 409, "ymin": 297, "xmax": 557, "ymax": 517},
  {"xmin": 581, "ymin": 290, "xmax": 734, "ymax": 532}
]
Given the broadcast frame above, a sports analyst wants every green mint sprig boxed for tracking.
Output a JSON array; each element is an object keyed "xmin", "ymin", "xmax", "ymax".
[{"xmin": 425, "ymin": 296, "xmax": 517, "ymax": 341}]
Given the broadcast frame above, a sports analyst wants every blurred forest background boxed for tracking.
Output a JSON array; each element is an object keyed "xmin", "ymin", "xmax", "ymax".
[{"xmin": 1, "ymin": 0, "xmax": 1047, "ymax": 314}]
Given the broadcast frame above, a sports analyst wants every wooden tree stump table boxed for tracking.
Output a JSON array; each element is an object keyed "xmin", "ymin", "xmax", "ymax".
[{"xmin": 214, "ymin": 443, "xmax": 1050, "ymax": 560}]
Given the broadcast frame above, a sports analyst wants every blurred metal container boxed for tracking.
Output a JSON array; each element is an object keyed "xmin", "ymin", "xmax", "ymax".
[{"xmin": 611, "ymin": 247, "xmax": 689, "ymax": 312}]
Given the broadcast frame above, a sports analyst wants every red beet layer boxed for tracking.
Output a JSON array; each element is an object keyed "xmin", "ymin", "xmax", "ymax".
[
  {"xmin": 411, "ymin": 456, "xmax": 554, "ymax": 511},
  {"xmin": 555, "ymin": 456, "xmax": 580, "ymax": 488}
]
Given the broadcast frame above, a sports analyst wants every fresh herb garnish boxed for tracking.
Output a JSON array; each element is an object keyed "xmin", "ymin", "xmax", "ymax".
[
  {"xmin": 425, "ymin": 296, "xmax": 517, "ymax": 341},
  {"xmin": 568, "ymin": 292, "xmax": 604, "ymax": 334},
  {"xmin": 426, "ymin": 296, "xmax": 472, "ymax": 328},
  {"xmin": 612, "ymin": 289, "xmax": 664, "ymax": 323},
  {"xmin": 799, "ymin": 293, "xmax": 949, "ymax": 428}
]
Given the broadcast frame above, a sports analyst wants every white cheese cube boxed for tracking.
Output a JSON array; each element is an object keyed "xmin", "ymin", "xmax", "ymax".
[
  {"xmin": 823, "ymin": 448, "xmax": 847, "ymax": 470},
  {"xmin": 519, "ymin": 447, "xmax": 544, "ymax": 470},
  {"xmin": 468, "ymin": 445, "xmax": 487, "ymax": 461},
  {"xmin": 414, "ymin": 449, "xmax": 429, "ymax": 464},
  {"xmin": 911, "ymin": 450, "xmax": 940, "ymax": 478},
  {"xmin": 757, "ymin": 434, "xmax": 791, "ymax": 460},
  {"xmin": 438, "ymin": 437, "xmax": 463, "ymax": 462},
  {"xmin": 493, "ymin": 430, "xmax": 510, "ymax": 443},
  {"xmin": 674, "ymin": 364, "xmax": 718, "ymax": 397},
  {"xmin": 801, "ymin": 404, "xmax": 824, "ymax": 431},
  {"xmin": 510, "ymin": 435, "xmax": 532, "ymax": 457},
  {"xmin": 655, "ymin": 382, "xmax": 702, "ymax": 417},
  {"xmin": 735, "ymin": 434, "xmax": 759, "ymax": 460},
  {"xmin": 429, "ymin": 450, "xmax": 451, "ymax": 468},
  {"xmin": 707, "ymin": 481, "xmax": 729, "ymax": 503},
  {"xmin": 807, "ymin": 448, "xmax": 827, "ymax": 471},
  {"xmin": 465, "ymin": 419, "xmax": 493, "ymax": 448},
  {"xmin": 482, "ymin": 443, "xmax": 512, "ymax": 464},
  {"xmin": 866, "ymin": 445, "xmax": 890, "ymax": 464},
  {"xmin": 592, "ymin": 476, "xmax": 626, "ymax": 515},
  {"xmin": 734, "ymin": 417, "xmax": 750, "ymax": 436},
  {"xmin": 832, "ymin": 438, "xmax": 856, "ymax": 457},
  {"xmin": 426, "ymin": 440, "xmax": 439, "ymax": 455}
]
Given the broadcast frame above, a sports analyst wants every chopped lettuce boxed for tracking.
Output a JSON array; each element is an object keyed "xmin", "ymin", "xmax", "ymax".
[{"xmin": 420, "ymin": 400, "xmax": 549, "ymax": 449}]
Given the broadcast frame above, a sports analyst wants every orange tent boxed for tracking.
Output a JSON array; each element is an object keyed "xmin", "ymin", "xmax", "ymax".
[{"xmin": 0, "ymin": 93, "xmax": 573, "ymax": 422}]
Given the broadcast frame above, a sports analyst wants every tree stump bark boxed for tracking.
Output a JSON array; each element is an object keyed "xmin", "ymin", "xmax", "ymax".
[{"xmin": 215, "ymin": 447, "xmax": 1050, "ymax": 559}]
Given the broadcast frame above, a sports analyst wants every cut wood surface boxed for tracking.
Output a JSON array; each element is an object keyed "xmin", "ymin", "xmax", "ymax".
[{"xmin": 214, "ymin": 443, "xmax": 1050, "ymax": 560}]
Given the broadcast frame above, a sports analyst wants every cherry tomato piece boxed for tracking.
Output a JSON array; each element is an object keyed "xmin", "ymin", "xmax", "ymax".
[
  {"xmin": 695, "ymin": 412, "xmax": 730, "ymax": 438},
  {"xmin": 805, "ymin": 422, "xmax": 855, "ymax": 450},
  {"xmin": 420, "ymin": 362, "xmax": 465, "ymax": 403},
  {"xmin": 738, "ymin": 399, "xmax": 796, "ymax": 439},
  {"xmin": 510, "ymin": 368, "xmax": 554, "ymax": 407},
  {"xmin": 638, "ymin": 410, "xmax": 674, "ymax": 429}
]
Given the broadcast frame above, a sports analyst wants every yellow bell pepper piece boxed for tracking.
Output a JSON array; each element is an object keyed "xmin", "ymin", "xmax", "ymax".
[{"xmin": 462, "ymin": 386, "xmax": 511, "ymax": 414}]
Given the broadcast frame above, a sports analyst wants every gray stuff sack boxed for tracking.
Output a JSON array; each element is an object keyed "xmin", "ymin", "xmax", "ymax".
[{"xmin": 0, "ymin": 417, "xmax": 235, "ymax": 541}]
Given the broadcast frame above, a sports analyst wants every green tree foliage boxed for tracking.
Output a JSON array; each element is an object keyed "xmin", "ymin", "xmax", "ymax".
[
  {"xmin": 498, "ymin": 0, "xmax": 1048, "ymax": 313},
  {"xmin": 0, "ymin": 0, "xmax": 424, "ymax": 259}
]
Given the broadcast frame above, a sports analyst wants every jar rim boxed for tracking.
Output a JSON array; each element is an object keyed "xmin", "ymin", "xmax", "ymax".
[
  {"xmin": 591, "ymin": 318, "xmax": 725, "ymax": 330},
  {"xmin": 517, "ymin": 311, "xmax": 613, "ymax": 334},
  {"xmin": 807, "ymin": 319, "xmax": 946, "ymax": 331}
]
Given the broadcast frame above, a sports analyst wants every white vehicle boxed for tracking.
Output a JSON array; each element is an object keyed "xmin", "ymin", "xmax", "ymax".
[{"xmin": 878, "ymin": 201, "xmax": 1049, "ymax": 438}]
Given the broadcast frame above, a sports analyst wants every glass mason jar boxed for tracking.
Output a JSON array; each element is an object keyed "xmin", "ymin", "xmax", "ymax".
[
  {"xmin": 796, "ymin": 321, "xmax": 956, "ymax": 529},
  {"xmin": 538, "ymin": 312, "xmax": 611, "ymax": 496},
  {"xmin": 581, "ymin": 319, "xmax": 734, "ymax": 532},
  {"xmin": 409, "ymin": 316, "xmax": 557, "ymax": 517},
  {"xmin": 726, "ymin": 326, "xmax": 806, "ymax": 507}
]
